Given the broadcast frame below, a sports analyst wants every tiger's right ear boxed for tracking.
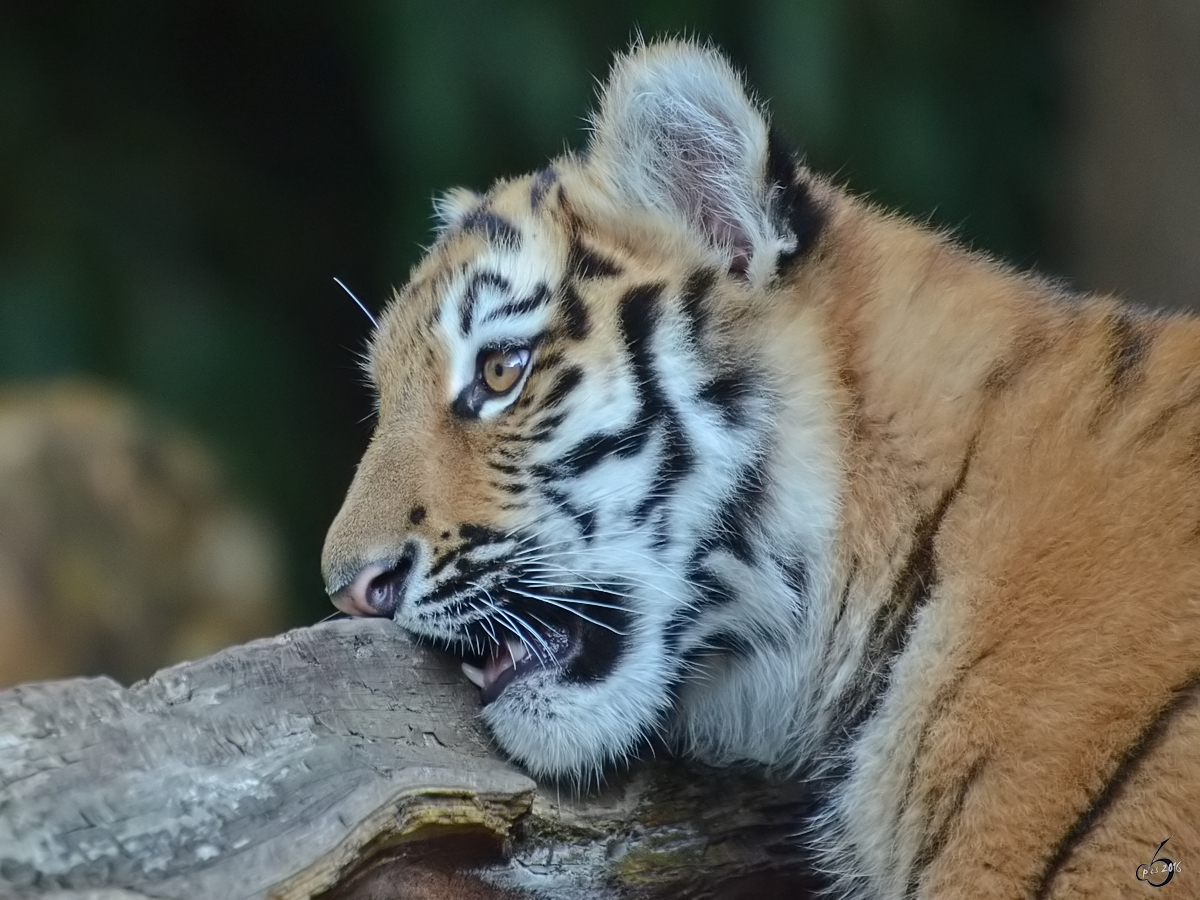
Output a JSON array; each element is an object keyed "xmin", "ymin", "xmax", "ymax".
[{"xmin": 586, "ymin": 41, "xmax": 820, "ymax": 286}]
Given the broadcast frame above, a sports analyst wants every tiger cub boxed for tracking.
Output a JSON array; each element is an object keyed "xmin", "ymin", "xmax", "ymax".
[{"xmin": 322, "ymin": 40, "xmax": 1200, "ymax": 898}]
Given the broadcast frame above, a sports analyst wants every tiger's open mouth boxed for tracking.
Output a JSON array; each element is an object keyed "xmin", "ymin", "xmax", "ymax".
[
  {"xmin": 459, "ymin": 625, "xmax": 574, "ymax": 705},
  {"xmin": 448, "ymin": 586, "xmax": 628, "ymax": 705}
]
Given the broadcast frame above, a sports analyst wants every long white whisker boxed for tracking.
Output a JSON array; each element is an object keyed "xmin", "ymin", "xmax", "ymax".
[
  {"xmin": 334, "ymin": 277, "xmax": 378, "ymax": 328},
  {"xmin": 492, "ymin": 602, "xmax": 556, "ymax": 662},
  {"xmin": 517, "ymin": 559, "xmax": 694, "ymax": 598},
  {"xmin": 513, "ymin": 587, "xmax": 627, "ymax": 611},
  {"xmin": 470, "ymin": 581, "xmax": 558, "ymax": 662},
  {"xmin": 506, "ymin": 587, "xmax": 627, "ymax": 635},
  {"xmin": 516, "ymin": 558, "xmax": 702, "ymax": 604},
  {"xmin": 477, "ymin": 614, "xmax": 499, "ymax": 647},
  {"xmin": 509, "ymin": 532, "xmax": 689, "ymax": 581}
]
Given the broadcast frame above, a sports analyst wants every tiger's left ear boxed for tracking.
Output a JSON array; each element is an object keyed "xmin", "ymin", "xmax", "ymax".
[{"xmin": 586, "ymin": 41, "xmax": 822, "ymax": 286}]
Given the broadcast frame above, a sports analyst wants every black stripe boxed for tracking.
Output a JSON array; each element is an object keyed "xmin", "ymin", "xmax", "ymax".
[
  {"xmin": 552, "ymin": 587, "xmax": 629, "ymax": 685},
  {"xmin": 458, "ymin": 523, "xmax": 504, "ymax": 545},
  {"xmin": 428, "ymin": 542, "xmax": 512, "ymax": 598},
  {"xmin": 1089, "ymin": 312, "xmax": 1154, "ymax": 433},
  {"xmin": 547, "ymin": 284, "xmax": 666, "ymax": 478},
  {"xmin": 664, "ymin": 566, "xmax": 737, "ymax": 653},
  {"xmin": 632, "ymin": 417, "xmax": 694, "ymax": 526},
  {"xmin": 1136, "ymin": 378, "xmax": 1200, "ymax": 446},
  {"xmin": 558, "ymin": 283, "xmax": 590, "ymax": 340},
  {"xmin": 536, "ymin": 483, "xmax": 592, "ymax": 541},
  {"xmin": 547, "ymin": 430, "xmax": 639, "ymax": 479},
  {"xmin": 689, "ymin": 564, "xmax": 738, "ymax": 608},
  {"xmin": 698, "ymin": 371, "xmax": 759, "ymax": 427},
  {"xmin": 568, "ymin": 236, "xmax": 622, "ymax": 279},
  {"xmin": 679, "ymin": 269, "xmax": 716, "ymax": 348},
  {"xmin": 620, "ymin": 283, "xmax": 667, "ymax": 399},
  {"xmin": 782, "ymin": 556, "xmax": 809, "ymax": 602},
  {"xmin": 983, "ymin": 331, "xmax": 1049, "ymax": 396},
  {"xmin": 428, "ymin": 550, "xmax": 464, "ymax": 579},
  {"xmin": 428, "ymin": 553, "xmax": 458, "ymax": 578},
  {"xmin": 694, "ymin": 630, "xmax": 755, "ymax": 659},
  {"xmin": 905, "ymin": 756, "xmax": 989, "ymax": 897},
  {"xmin": 529, "ymin": 411, "xmax": 568, "ymax": 440},
  {"xmin": 831, "ymin": 557, "xmax": 859, "ymax": 631},
  {"xmin": 1107, "ymin": 312, "xmax": 1150, "ymax": 397},
  {"xmin": 482, "ymin": 284, "xmax": 550, "ymax": 323},
  {"xmin": 575, "ymin": 508, "xmax": 597, "ymax": 541},
  {"xmin": 838, "ymin": 444, "xmax": 975, "ymax": 735},
  {"xmin": 706, "ymin": 457, "xmax": 769, "ymax": 564},
  {"xmin": 458, "ymin": 208, "xmax": 521, "ymax": 247},
  {"xmin": 541, "ymin": 365, "xmax": 584, "ymax": 412},
  {"xmin": 530, "ymin": 168, "xmax": 555, "ymax": 210},
  {"xmin": 895, "ymin": 662, "xmax": 978, "ymax": 833},
  {"xmin": 620, "ymin": 283, "xmax": 695, "ymax": 525},
  {"xmin": 428, "ymin": 560, "xmax": 506, "ymax": 601},
  {"xmin": 1032, "ymin": 671, "xmax": 1200, "ymax": 898},
  {"xmin": 460, "ymin": 271, "xmax": 510, "ymax": 335},
  {"xmin": 767, "ymin": 128, "xmax": 826, "ymax": 268},
  {"xmin": 620, "ymin": 281, "xmax": 675, "ymax": 465}
]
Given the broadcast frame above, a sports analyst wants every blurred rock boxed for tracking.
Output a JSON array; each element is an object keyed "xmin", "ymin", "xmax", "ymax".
[{"xmin": 0, "ymin": 381, "xmax": 286, "ymax": 687}]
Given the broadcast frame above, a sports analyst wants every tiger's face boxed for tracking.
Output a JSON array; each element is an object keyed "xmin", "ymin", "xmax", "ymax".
[{"xmin": 322, "ymin": 43, "xmax": 835, "ymax": 779}]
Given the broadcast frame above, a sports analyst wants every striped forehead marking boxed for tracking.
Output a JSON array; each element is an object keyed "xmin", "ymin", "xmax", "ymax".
[
  {"xmin": 457, "ymin": 208, "xmax": 522, "ymax": 248},
  {"xmin": 437, "ymin": 227, "xmax": 563, "ymax": 405}
]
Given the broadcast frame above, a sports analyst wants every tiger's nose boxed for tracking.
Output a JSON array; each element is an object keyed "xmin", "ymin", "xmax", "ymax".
[{"xmin": 328, "ymin": 542, "xmax": 417, "ymax": 617}]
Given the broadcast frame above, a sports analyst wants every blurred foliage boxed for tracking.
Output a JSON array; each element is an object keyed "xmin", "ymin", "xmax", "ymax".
[{"xmin": 0, "ymin": 2, "xmax": 1059, "ymax": 622}]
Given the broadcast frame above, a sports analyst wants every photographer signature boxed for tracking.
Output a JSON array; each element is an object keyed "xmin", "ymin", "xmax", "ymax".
[{"xmin": 1136, "ymin": 837, "xmax": 1181, "ymax": 888}]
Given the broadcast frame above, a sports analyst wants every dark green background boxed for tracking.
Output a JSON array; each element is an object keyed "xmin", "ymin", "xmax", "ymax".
[{"xmin": 0, "ymin": 3, "xmax": 1060, "ymax": 621}]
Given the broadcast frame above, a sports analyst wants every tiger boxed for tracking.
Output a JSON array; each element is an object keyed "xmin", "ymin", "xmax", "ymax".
[{"xmin": 321, "ymin": 40, "xmax": 1200, "ymax": 899}]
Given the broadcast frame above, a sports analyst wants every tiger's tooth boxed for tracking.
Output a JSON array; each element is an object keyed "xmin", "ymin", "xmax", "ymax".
[
  {"xmin": 506, "ymin": 638, "xmax": 528, "ymax": 664},
  {"xmin": 461, "ymin": 662, "xmax": 486, "ymax": 689}
]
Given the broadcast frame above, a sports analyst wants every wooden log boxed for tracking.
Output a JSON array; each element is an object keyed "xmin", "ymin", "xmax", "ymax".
[{"xmin": 0, "ymin": 618, "xmax": 818, "ymax": 899}]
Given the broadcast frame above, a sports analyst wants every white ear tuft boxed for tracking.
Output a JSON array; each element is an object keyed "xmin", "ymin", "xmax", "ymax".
[
  {"xmin": 432, "ymin": 187, "xmax": 481, "ymax": 233},
  {"xmin": 587, "ymin": 41, "xmax": 800, "ymax": 283}
]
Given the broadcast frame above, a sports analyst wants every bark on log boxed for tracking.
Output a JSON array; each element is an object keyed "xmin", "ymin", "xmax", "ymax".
[{"xmin": 0, "ymin": 619, "xmax": 818, "ymax": 900}]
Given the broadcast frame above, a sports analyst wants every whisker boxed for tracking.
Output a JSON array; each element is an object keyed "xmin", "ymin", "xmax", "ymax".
[
  {"xmin": 489, "ymin": 600, "xmax": 556, "ymax": 662},
  {"xmin": 514, "ymin": 586, "xmax": 627, "ymax": 611},
  {"xmin": 516, "ymin": 558, "xmax": 702, "ymax": 604},
  {"xmin": 334, "ymin": 277, "xmax": 378, "ymax": 328},
  {"xmin": 477, "ymin": 614, "xmax": 500, "ymax": 647},
  {"xmin": 505, "ymin": 587, "xmax": 628, "ymax": 635}
]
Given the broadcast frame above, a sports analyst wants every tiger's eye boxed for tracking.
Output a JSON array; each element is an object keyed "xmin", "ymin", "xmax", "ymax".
[{"xmin": 480, "ymin": 347, "xmax": 529, "ymax": 394}]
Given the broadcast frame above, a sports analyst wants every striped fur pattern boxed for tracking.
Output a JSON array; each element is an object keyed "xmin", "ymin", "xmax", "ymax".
[{"xmin": 323, "ymin": 41, "xmax": 1200, "ymax": 898}]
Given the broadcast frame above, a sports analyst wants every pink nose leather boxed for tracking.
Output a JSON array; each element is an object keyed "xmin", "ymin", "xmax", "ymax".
[{"xmin": 330, "ymin": 561, "xmax": 393, "ymax": 617}]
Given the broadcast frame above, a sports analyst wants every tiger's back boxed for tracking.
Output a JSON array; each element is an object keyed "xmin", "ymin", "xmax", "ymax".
[{"xmin": 323, "ymin": 41, "xmax": 1200, "ymax": 898}]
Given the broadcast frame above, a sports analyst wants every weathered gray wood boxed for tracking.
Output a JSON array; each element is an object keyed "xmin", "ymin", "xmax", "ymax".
[{"xmin": 0, "ymin": 619, "xmax": 815, "ymax": 900}]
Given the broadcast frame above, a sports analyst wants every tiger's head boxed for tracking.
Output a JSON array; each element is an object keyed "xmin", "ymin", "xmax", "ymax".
[{"xmin": 322, "ymin": 41, "xmax": 836, "ymax": 780}]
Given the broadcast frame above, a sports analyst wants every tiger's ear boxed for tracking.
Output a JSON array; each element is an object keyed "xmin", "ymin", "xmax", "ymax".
[
  {"xmin": 432, "ymin": 187, "xmax": 481, "ymax": 234},
  {"xmin": 586, "ymin": 41, "xmax": 818, "ymax": 285}
]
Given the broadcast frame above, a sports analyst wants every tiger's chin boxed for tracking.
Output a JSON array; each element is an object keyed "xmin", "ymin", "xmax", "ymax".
[
  {"xmin": 442, "ymin": 612, "xmax": 675, "ymax": 781},
  {"xmin": 476, "ymin": 672, "xmax": 662, "ymax": 782}
]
